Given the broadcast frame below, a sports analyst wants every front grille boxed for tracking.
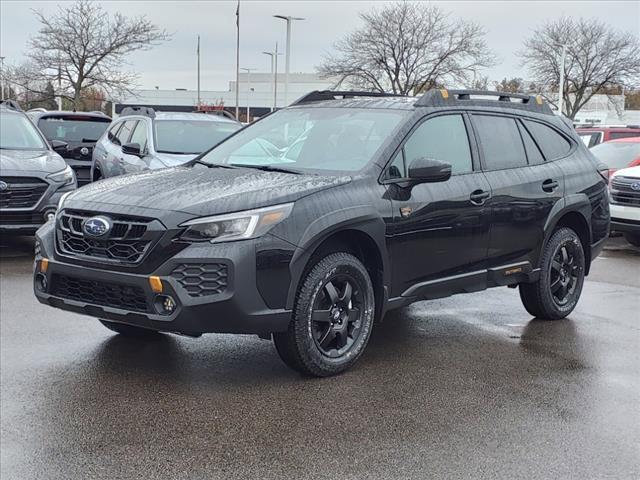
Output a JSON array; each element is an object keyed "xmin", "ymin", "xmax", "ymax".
[
  {"xmin": 51, "ymin": 274, "xmax": 149, "ymax": 312},
  {"xmin": 0, "ymin": 177, "xmax": 48, "ymax": 208},
  {"xmin": 0, "ymin": 211, "xmax": 44, "ymax": 225},
  {"xmin": 171, "ymin": 263, "xmax": 228, "ymax": 297},
  {"xmin": 56, "ymin": 210, "xmax": 162, "ymax": 264},
  {"xmin": 611, "ymin": 177, "xmax": 640, "ymax": 206}
]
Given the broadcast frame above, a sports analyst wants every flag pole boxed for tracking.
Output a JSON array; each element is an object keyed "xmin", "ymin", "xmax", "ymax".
[{"xmin": 235, "ymin": 0, "xmax": 240, "ymax": 121}]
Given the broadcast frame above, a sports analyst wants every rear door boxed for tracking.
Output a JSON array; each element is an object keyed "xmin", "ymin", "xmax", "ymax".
[
  {"xmin": 385, "ymin": 112, "xmax": 492, "ymax": 297},
  {"xmin": 471, "ymin": 113, "xmax": 565, "ymax": 274}
]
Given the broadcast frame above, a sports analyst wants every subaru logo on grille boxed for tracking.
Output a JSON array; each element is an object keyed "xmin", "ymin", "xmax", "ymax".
[
  {"xmin": 631, "ymin": 182, "xmax": 640, "ymax": 192},
  {"xmin": 83, "ymin": 216, "xmax": 111, "ymax": 237},
  {"xmin": 80, "ymin": 147, "xmax": 89, "ymax": 156},
  {"xmin": 0, "ymin": 181, "xmax": 7, "ymax": 191}
]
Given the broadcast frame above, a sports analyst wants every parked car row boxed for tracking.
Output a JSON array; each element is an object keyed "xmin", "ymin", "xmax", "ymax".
[{"xmin": 0, "ymin": 101, "xmax": 241, "ymax": 234}]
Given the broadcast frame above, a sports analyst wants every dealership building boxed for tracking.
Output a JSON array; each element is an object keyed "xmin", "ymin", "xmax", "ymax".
[{"xmin": 114, "ymin": 73, "xmax": 337, "ymax": 120}]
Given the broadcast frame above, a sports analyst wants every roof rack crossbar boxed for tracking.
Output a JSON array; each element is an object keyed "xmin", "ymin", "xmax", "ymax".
[
  {"xmin": 291, "ymin": 90, "xmax": 406, "ymax": 106},
  {"xmin": 415, "ymin": 89, "xmax": 553, "ymax": 114},
  {"xmin": 120, "ymin": 106, "xmax": 156, "ymax": 118},
  {"xmin": 0, "ymin": 99, "xmax": 23, "ymax": 112}
]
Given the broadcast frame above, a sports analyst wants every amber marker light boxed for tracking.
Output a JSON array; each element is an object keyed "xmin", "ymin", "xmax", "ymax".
[
  {"xmin": 149, "ymin": 276, "xmax": 163, "ymax": 293},
  {"xmin": 40, "ymin": 258, "xmax": 49, "ymax": 273}
]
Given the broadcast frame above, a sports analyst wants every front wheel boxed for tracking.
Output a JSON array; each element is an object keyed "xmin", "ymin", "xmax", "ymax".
[
  {"xmin": 519, "ymin": 227, "xmax": 585, "ymax": 320},
  {"xmin": 273, "ymin": 252, "xmax": 375, "ymax": 377}
]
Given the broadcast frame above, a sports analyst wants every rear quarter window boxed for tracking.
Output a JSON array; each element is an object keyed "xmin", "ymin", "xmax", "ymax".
[{"xmin": 524, "ymin": 120, "xmax": 572, "ymax": 160}]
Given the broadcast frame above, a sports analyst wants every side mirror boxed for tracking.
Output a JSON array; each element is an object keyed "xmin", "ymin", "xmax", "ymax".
[
  {"xmin": 122, "ymin": 142, "xmax": 142, "ymax": 157},
  {"xmin": 408, "ymin": 157, "xmax": 452, "ymax": 183},
  {"xmin": 50, "ymin": 140, "xmax": 68, "ymax": 153}
]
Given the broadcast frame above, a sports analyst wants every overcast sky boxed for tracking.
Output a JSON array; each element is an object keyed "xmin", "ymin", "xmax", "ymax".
[{"xmin": 1, "ymin": 0, "xmax": 638, "ymax": 92}]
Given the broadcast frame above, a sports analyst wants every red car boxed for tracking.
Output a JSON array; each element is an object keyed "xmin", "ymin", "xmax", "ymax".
[
  {"xmin": 577, "ymin": 126, "xmax": 640, "ymax": 148},
  {"xmin": 589, "ymin": 137, "xmax": 640, "ymax": 178}
]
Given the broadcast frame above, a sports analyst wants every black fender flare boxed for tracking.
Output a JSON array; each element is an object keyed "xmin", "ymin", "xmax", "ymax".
[
  {"xmin": 540, "ymin": 193, "xmax": 592, "ymax": 266},
  {"xmin": 285, "ymin": 205, "xmax": 389, "ymax": 310}
]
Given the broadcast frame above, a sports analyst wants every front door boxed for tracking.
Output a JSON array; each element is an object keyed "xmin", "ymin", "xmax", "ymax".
[{"xmin": 385, "ymin": 113, "xmax": 492, "ymax": 298}]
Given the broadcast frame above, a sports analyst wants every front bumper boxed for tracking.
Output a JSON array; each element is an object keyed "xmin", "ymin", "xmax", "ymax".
[
  {"xmin": 610, "ymin": 203, "xmax": 640, "ymax": 234},
  {"xmin": 33, "ymin": 225, "xmax": 292, "ymax": 335}
]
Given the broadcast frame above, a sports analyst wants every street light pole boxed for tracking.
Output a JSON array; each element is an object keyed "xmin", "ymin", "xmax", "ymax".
[
  {"xmin": 274, "ymin": 15, "xmax": 304, "ymax": 106},
  {"xmin": 262, "ymin": 42, "xmax": 283, "ymax": 112},
  {"xmin": 241, "ymin": 67, "xmax": 255, "ymax": 122},
  {"xmin": 558, "ymin": 44, "xmax": 567, "ymax": 116}
]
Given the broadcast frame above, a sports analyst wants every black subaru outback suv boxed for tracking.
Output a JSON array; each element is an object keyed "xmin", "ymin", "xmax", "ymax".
[{"xmin": 33, "ymin": 90, "xmax": 610, "ymax": 376}]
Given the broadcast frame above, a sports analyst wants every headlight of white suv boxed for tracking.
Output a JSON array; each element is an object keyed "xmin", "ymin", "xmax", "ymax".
[
  {"xmin": 179, "ymin": 203, "xmax": 294, "ymax": 243},
  {"xmin": 47, "ymin": 165, "xmax": 75, "ymax": 186}
]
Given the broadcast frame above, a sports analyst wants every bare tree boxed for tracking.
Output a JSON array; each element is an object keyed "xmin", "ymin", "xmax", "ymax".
[
  {"xmin": 21, "ymin": 0, "xmax": 169, "ymax": 109},
  {"xmin": 318, "ymin": 2, "xmax": 496, "ymax": 95},
  {"xmin": 520, "ymin": 17, "xmax": 640, "ymax": 119},
  {"xmin": 493, "ymin": 77, "xmax": 524, "ymax": 93}
]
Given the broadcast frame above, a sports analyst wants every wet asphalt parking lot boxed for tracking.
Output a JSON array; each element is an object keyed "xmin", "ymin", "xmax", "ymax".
[{"xmin": 1, "ymin": 235, "xmax": 639, "ymax": 480}]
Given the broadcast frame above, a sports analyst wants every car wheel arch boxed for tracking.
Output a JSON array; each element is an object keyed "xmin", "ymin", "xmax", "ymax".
[{"xmin": 285, "ymin": 220, "xmax": 389, "ymax": 320}]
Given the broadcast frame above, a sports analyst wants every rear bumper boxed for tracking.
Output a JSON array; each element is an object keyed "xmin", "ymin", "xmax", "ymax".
[{"xmin": 33, "ymin": 226, "xmax": 292, "ymax": 335}]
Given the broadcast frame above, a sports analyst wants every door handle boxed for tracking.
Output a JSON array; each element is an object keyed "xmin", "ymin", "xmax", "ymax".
[
  {"xmin": 542, "ymin": 179, "xmax": 559, "ymax": 192},
  {"xmin": 470, "ymin": 189, "xmax": 491, "ymax": 205}
]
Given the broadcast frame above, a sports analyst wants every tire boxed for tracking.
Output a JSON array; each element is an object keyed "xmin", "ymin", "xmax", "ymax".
[
  {"xmin": 623, "ymin": 232, "xmax": 640, "ymax": 247},
  {"xmin": 519, "ymin": 227, "xmax": 586, "ymax": 320},
  {"xmin": 273, "ymin": 252, "xmax": 375, "ymax": 377},
  {"xmin": 99, "ymin": 319, "xmax": 161, "ymax": 338}
]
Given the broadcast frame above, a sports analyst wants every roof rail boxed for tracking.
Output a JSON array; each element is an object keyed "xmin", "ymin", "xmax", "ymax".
[
  {"xmin": 195, "ymin": 109, "xmax": 239, "ymax": 121},
  {"xmin": 291, "ymin": 90, "xmax": 406, "ymax": 106},
  {"xmin": 415, "ymin": 89, "xmax": 553, "ymax": 115},
  {"xmin": 0, "ymin": 99, "xmax": 23, "ymax": 112},
  {"xmin": 120, "ymin": 106, "xmax": 156, "ymax": 118}
]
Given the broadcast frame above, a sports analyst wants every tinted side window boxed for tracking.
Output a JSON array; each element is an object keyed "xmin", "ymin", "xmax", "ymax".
[
  {"xmin": 524, "ymin": 120, "xmax": 571, "ymax": 160},
  {"xmin": 107, "ymin": 122, "xmax": 123, "ymax": 145},
  {"xmin": 518, "ymin": 122, "xmax": 545, "ymax": 164},
  {"xmin": 610, "ymin": 132, "xmax": 640, "ymax": 140},
  {"xmin": 129, "ymin": 120, "xmax": 148, "ymax": 151},
  {"xmin": 116, "ymin": 120, "xmax": 136, "ymax": 144},
  {"xmin": 403, "ymin": 114, "xmax": 472, "ymax": 175},
  {"xmin": 474, "ymin": 115, "xmax": 527, "ymax": 170}
]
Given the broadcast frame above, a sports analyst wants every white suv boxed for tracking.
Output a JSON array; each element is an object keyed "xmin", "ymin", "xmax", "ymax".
[{"xmin": 609, "ymin": 165, "xmax": 640, "ymax": 246}]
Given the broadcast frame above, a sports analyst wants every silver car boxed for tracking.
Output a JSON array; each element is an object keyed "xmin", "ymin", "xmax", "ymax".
[{"xmin": 91, "ymin": 108, "xmax": 241, "ymax": 180}]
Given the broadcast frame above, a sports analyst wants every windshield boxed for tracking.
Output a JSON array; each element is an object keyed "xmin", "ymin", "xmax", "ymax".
[
  {"xmin": 199, "ymin": 107, "xmax": 407, "ymax": 173},
  {"xmin": 0, "ymin": 112, "xmax": 48, "ymax": 150},
  {"xmin": 37, "ymin": 116, "xmax": 110, "ymax": 143},
  {"xmin": 591, "ymin": 141, "xmax": 640, "ymax": 169},
  {"xmin": 154, "ymin": 120, "xmax": 241, "ymax": 154}
]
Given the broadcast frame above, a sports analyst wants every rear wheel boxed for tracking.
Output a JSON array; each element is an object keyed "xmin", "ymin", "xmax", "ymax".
[
  {"xmin": 99, "ymin": 319, "xmax": 160, "ymax": 338},
  {"xmin": 519, "ymin": 227, "xmax": 585, "ymax": 320},
  {"xmin": 623, "ymin": 232, "xmax": 640, "ymax": 247},
  {"xmin": 273, "ymin": 252, "xmax": 375, "ymax": 377}
]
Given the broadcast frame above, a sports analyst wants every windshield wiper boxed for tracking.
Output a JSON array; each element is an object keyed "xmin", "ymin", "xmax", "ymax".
[
  {"xmin": 190, "ymin": 159, "xmax": 238, "ymax": 169},
  {"xmin": 232, "ymin": 164, "xmax": 302, "ymax": 175}
]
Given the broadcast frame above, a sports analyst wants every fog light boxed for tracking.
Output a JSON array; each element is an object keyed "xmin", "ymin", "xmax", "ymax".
[
  {"xmin": 154, "ymin": 295, "xmax": 176, "ymax": 315},
  {"xmin": 44, "ymin": 209, "xmax": 56, "ymax": 222},
  {"xmin": 35, "ymin": 273, "xmax": 48, "ymax": 292}
]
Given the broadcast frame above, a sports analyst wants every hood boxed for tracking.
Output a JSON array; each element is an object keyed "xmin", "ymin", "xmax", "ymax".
[
  {"xmin": 612, "ymin": 165, "xmax": 640, "ymax": 179},
  {"xmin": 155, "ymin": 152, "xmax": 198, "ymax": 167},
  {"xmin": 64, "ymin": 165, "xmax": 351, "ymax": 217},
  {"xmin": 0, "ymin": 149, "xmax": 67, "ymax": 174}
]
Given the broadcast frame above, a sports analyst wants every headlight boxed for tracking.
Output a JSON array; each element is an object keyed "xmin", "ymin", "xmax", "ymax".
[
  {"xmin": 179, "ymin": 203, "xmax": 294, "ymax": 243},
  {"xmin": 47, "ymin": 165, "xmax": 75, "ymax": 186}
]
